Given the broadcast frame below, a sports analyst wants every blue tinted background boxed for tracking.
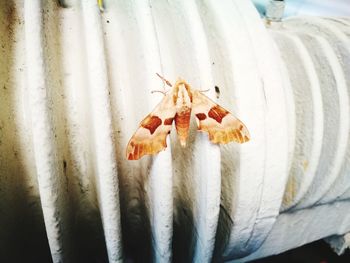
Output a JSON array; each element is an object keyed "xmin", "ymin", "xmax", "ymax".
[{"xmin": 252, "ymin": 0, "xmax": 350, "ymax": 17}]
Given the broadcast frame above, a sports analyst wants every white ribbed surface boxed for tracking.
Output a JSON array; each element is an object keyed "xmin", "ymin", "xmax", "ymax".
[
  {"xmin": 0, "ymin": 1, "xmax": 350, "ymax": 262},
  {"xmin": 81, "ymin": 0, "xmax": 122, "ymax": 261},
  {"xmin": 25, "ymin": 0, "xmax": 70, "ymax": 261}
]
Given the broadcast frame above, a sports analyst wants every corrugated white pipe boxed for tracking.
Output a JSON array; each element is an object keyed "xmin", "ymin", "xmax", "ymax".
[
  {"xmin": 236, "ymin": 16, "xmax": 350, "ymax": 262},
  {"xmin": 81, "ymin": 0, "xmax": 122, "ymax": 261},
  {"xmin": 1, "ymin": 1, "xmax": 350, "ymax": 262},
  {"xmin": 25, "ymin": 0, "xmax": 71, "ymax": 261}
]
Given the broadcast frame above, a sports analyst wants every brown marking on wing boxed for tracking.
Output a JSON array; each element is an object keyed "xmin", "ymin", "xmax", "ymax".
[
  {"xmin": 164, "ymin": 117, "xmax": 174, "ymax": 125},
  {"xmin": 208, "ymin": 105, "xmax": 229, "ymax": 124},
  {"xmin": 196, "ymin": 113, "xmax": 207, "ymax": 120},
  {"xmin": 141, "ymin": 115, "xmax": 162, "ymax": 135}
]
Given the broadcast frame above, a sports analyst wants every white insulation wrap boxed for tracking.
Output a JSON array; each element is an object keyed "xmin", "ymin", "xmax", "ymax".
[{"xmin": 0, "ymin": 0, "xmax": 350, "ymax": 262}]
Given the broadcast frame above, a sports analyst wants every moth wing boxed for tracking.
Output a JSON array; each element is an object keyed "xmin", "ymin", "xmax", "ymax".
[
  {"xmin": 126, "ymin": 93, "xmax": 176, "ymax": 160},
  {"xmin": 192, "ymin": 90, "xmax": 250, "ymax": 144}
]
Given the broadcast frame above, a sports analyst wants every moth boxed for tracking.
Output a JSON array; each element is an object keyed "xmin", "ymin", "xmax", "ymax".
[{"xmin": 126, "ymin": 74, "xmax": 250, "ymax": 160}]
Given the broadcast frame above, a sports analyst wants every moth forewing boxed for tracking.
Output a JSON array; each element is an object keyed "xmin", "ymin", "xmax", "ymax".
[
  {"xmin": 126, "ymin": 92, "xmax": 176, "ymax": 160},
  {"xmin": 192, "ymin": 91, "xmax": 250, "ymax": 144}
]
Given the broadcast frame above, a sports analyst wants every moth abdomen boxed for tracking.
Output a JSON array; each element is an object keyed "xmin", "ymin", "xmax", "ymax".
[{"xmin": 174, "ymin": 108, "xmax": 191, "ymax": 147}]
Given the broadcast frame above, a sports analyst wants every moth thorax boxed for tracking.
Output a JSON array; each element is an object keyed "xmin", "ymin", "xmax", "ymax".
[{"xmin": 176, "ymin": 84, "xmax": 192, "ymax": 111}]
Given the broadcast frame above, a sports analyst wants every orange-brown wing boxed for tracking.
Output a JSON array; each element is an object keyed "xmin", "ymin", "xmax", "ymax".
[
  {"xmin": 126, "ymin": 93, "xmax": 176, "ymax": 160},
  {"xmin": 192, "ymin": 90, "xmax": 250, "ymax": 144}
]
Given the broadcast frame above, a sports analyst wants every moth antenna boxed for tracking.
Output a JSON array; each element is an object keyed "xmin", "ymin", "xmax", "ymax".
[
  {"xmin": 156, "ymin": 73, "xmax": 172, "ymax": 87},
  {"xmin": 151, "ymin": 90, "xmax": 167, "ymax": 96},
  {"xmin": 199, "ymin": 88, "xmax": 210, "ymax": 93}
]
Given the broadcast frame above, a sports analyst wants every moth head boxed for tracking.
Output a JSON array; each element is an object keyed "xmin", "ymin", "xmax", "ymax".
[{"xmin": 173, "ymin": 79, "xmax": 193, "ymax": 104}]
